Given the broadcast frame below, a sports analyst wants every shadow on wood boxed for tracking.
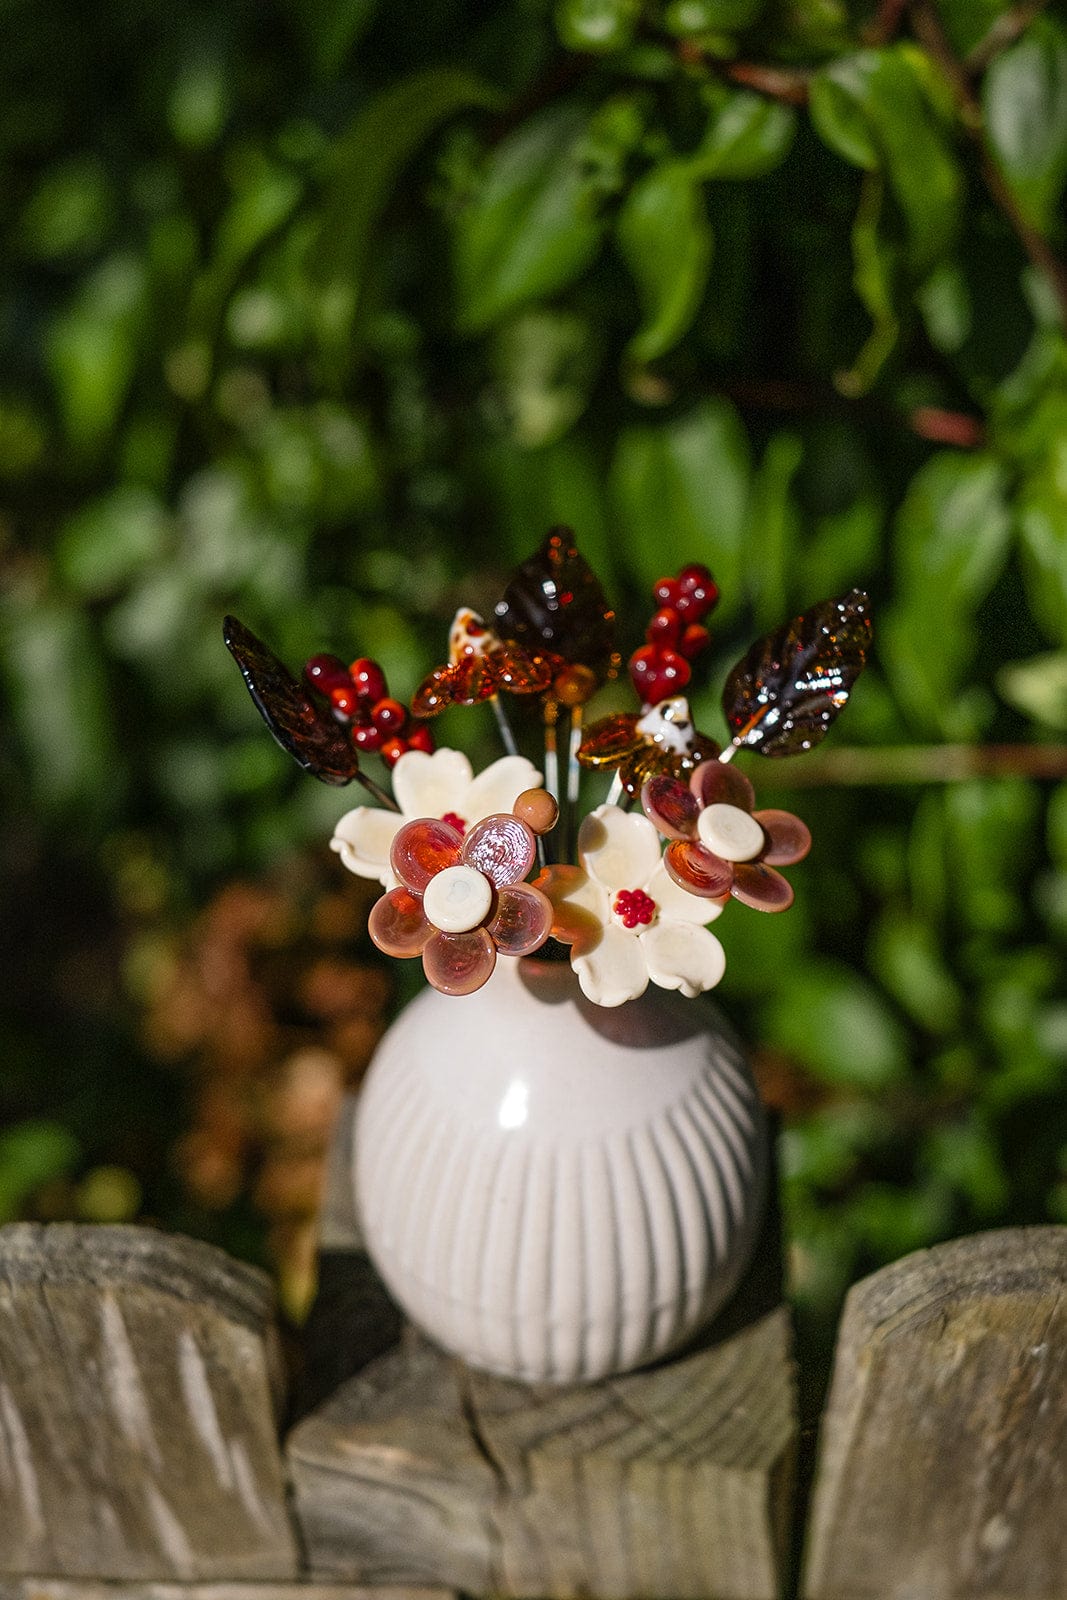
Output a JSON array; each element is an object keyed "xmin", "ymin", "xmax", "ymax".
[
  {"xmin": 0, "ymin": 1224, "xmax": 298, "ymax": 1582},
  {"xmin": 802, "ymin": 1226, "xmax": 1067, "ymax": 1600}
]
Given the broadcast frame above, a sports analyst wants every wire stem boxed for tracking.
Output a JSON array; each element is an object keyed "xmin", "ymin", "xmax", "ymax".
[
  {"xmin": 357, "ymin": 771, "xmax": 401, "ymax": 811},
  {"xmin": 490, "ymin": 693, "xmax": 519, "ymax": 758},
  {"xmin": 605, "ymin": 772, "xmax": 624, "ymax": 806}
]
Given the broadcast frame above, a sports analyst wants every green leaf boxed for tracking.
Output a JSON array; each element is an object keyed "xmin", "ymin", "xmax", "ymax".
[
  {"xmin": 997, "ymin": 651, "xmax": 1067, "ymax": 730},
  {"xmin": 47, "ymin": 255, "xmax": 147, "ymax": 454},
  {"xmin": 984, "ymin": 16, "xmax": 1067, "ymax": 236},
  {"xmin": 1018, "ymin": 454, "xmax": 1067, "ymax": 645},
  {"xmin": 665, "ymin": 0, "xmax": 764, "ymax": 29},
  {"xmin": 313, "ymin": 68, "xmax": 500, "ymax": 349},
  {"xmin": 57, "ymin": 487, "xmax": 170, "ymax": 598},
  {"xmin": 555, "ymin": 0, "xmax": 641, "ymax": 53},
  {"xmin": 492, "ymin": 309, "xmax": 601, "ymax": 447},
  {"xmin": 0, "ymin": 1122, "xmax": 80, "ymax": 1225},
  {"xmin": 810, "ymin": 47, "xmax": 962, "ymax": 276},
  {"xmin": 945, "ymin": 779, "xmax": 1040, "ymax": 935},
  {"xmin": 686, "ymin": 88, "xmax": 796, "ymax": 180},
  {"xmin": 479, "ymin": 433, "xmax": 616, "ymax": 587},
  {"xmin": 285, "ymin": 0, "xmax": 379, "ymax": 77},
  {"xmin": 610, "ymin": 399, "xmax": 751, "ymax": 606},
  {"xmin": 454, "ymin": 106, "xmax": 607, "ymax": 332},
  {"xmin": 617, "ymin": 163, "xmax": 713, "ymax": 364},
  {"xmin": 763, "ymin": 959, "xmax": 911, "ymax": 1091},
  {"xmin": 743, "ymin": 430, "xmax": 802, "ymax": 628},
  {"xmin": 869, "ymin": 910, "xmax": 964, "ymax": 1034},
  {"xmin": 19, "ymin": 156, "xmax": 114, "ymax": 261}
]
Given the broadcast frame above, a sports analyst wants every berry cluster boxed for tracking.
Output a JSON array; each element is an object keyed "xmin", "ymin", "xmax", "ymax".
[
  {"xmin": 304, "ymin": 654, "xmax": 434, "ymax": 769},
  {"xmin": 628, "ymin": 564, "xmax": 719, "ymax": 707},
  {"xmin": 613, "ymin": 888, "xmax": 657, "ymax": 929}
]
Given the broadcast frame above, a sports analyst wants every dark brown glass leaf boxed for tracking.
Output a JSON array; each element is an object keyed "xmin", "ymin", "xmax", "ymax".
[
  {"xmin": 721, "ymin": 589, "xmax": 872, "ymax": 758},
  {"xmin": 493, "ymin": 527, "xmax": 618, "ymax": 688},
  {"xmin": 223, "ymin": 615, "xmax": 360, "ymax": 786}
]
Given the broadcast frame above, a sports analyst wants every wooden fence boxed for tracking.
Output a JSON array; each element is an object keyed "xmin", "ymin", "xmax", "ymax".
[{"xmin": 0, "ymin": 1099, "xmax": 1063, "ymax": 1600}]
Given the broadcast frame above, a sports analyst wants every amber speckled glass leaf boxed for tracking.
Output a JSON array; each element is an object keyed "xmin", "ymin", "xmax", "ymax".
[
  {"xmin": 577, "ymin": 712, "xmax": 644, "ymax": 769},
  {"xmin": 224, "ymin": 616, "xmax": 360, "ymax": 786},
  {"xmin": 493, "ymin": 527, "xmax": 618, "ymax": 687},
  {"xmin": 721, "ymin": 589, "xmax": 872, "ymax": 758}
]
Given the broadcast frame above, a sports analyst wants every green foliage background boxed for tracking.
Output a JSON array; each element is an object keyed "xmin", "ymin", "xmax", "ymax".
[{"xmin": 3, "ymin": 0, "xmax": 1067, "ymax": 1340}]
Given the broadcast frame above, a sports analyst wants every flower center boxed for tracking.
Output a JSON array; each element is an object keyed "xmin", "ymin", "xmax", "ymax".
[
  {"xmin": 423, "ymin": 863, "xmax": 493, "ymax": 934},
  {"xmin": 613, "ymin": 888, "xmax": 657, "ymax": 930},
  {"xmin": 697, "ymin": 802, "xmax": 764, "ymax": 862},
  {"xmin": 440, "ymin": 811, "xmax": 467, "ymax": 835}
]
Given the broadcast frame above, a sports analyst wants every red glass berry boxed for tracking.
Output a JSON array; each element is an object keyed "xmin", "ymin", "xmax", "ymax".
[
  {"xmin": 372, "ymin": 698, "xmax": 407, "ymax": 734},
  {"xmin": 349, "ymin": 657, "xmax": 387, "ymax": 703},
  {"xmin": 352, "ymin": 722, "xmax": 383, "ymax": 753},
  {"xmin": 653, "ymin": 576, "xmax": 682, "ymax": 609},
  {"xmin": 674, "ymin": 567, "xmax": 718, "ymax": 621},
  {"xmin": 406, "ymin": 723, "xmax": 435, "ymax": 754},
  {"xmin": 304, "ymin": 653, "xmax": 351, "ymax": 692},
  {"xmin": 646, "ymin": 608, "xmax": 681, "ymax": 647},
  {"xmin": 628, "ymin": 644, "xmax": 691, "ymax": 706},
  {"xmin": 678, "ymin": 562, "xmax": 714, "ymax": 593},
  {"xmin": 678, "ymin": 623, "xmax": 710, "ymax": 660},
  {"xmin": 329, "ymin": 684, "xmax": 359, "ymax": 718},
  {"xmin": 380, "ymin": 736, "xmax": 408, "ymax": 768}
]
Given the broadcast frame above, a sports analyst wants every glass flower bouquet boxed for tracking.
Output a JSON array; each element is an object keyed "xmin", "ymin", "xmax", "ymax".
[{"xmin": 225, "ymin": 530, "xmax": 871, "ymax": 1382}]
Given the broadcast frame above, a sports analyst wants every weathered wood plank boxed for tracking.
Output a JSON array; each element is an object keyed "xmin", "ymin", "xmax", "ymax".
[
  {"xmin": 288, "ymin": 1303, "xmax": 796, "ymax": 1600},
  {"xmin": 0, "ymin": 1224, "xmax": 298, "ymax": 1582},
  {"xmin": 802, "ymin": 1226, "xmax": 1067, "ymax": 1600}
]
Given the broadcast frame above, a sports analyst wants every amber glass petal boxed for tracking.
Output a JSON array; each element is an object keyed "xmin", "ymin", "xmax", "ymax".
[
  {"xmin": 496, "ymin": 643, "xmax": 555, "ymax": 696},
  {"xmin": 690, "ymin": 758, "xmax": 756, "ymax": 813},
  {"xmin": 488, "ymin": 884, "xmax": 553, "ymax": 956},
  {"xmin": 390, "ymin": 818, "xmax": 463, "ymax": 893},
  {"xmin": 730, "ymin": 861, "xmax": 794, "ymax": 912},
  {"xmin": 462, "ymin": 814, "xmax": 535, "ymax": 887},
  {"xmin": 577, "ymin": 712, "xmax": 643, "ymax": 770},
  {"xmin": 664, "ymin": 840, "xmax": 734, "ymax": 899},
  {"xmin": 422, "ymin": 927, "xmax": 497, "ymax": 996},
  {"xmin": 449, "ymin": 653, "xmax": 494, "ymax": 705},
  {"xmin": 754, "ymin": 809, "xmax": 812, "ymax": 866},
  {"xmin": 494, "ymin": 528, "xmax": 618, "ymax": 687},
  {"xmin": 641, "ymin": 776, "xmax": 700, "ymax": 839},
  {"xmin": 411, "ymin": 666, "xmax": 453, "ymax": 718},
  {"xmin": 368, "ymin": 888, "xmax": 431, "ymax": 957}
]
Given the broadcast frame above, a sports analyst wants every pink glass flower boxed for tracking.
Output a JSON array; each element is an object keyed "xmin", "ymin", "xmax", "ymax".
[
  {"xmin": 368, "ymin": 812, "xmax": 553, "ymax": 995},
  {"xmin": 641, "ymin": 759, "xmax": 811, "ymax": 912}
]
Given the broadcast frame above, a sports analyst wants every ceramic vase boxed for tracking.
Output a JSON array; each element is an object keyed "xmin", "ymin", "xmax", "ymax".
[{"xmin": 352, "ymin": 955, "xmax": 768, "ymax": 1384}]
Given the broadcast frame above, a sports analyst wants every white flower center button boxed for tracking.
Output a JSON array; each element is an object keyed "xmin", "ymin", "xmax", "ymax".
[
  {"xmin": 423, "ymin": 864, "xmax": 493, "ymax": 933},
  {"xmin": 697, "ymin": 802, "xmax": 765, "ymax": 862}
]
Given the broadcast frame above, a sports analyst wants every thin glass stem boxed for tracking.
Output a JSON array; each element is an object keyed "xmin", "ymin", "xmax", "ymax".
[
  {"xmin": 605, "ymin": 772, "xmax": 624, "ymax": 806},
  {"xmin": 357, "ymin": 771, "xmax": 401, "ymax": 811},
  {"xmin": 490, "ymin": 693, "xmax": 519, "ymax": 758}
]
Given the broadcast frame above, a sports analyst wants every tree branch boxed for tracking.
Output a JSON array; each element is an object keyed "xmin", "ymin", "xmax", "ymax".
[
  {"xmin": 909, "ymin": 0, "xmax": 1067, "ymax": 326},
  {"xmin": 755, "ymin": 744, "xmax": 1067, "ymax": 788},
  {"xmin": 966, "ymin": 0, "xmax": 1050, "ymax": 72}
]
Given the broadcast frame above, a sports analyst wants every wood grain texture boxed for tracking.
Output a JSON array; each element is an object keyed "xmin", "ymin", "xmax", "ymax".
[
  {"xmin": 288, "ymin": 1306, "xmax": 795, "ymax": 1600},
  {"xmin": 0, "ymin": 1224, "xmax": 298, "ymax": 1582},
  {"xmin": 802, "ymin": 1226, "xmax": 1067, "ymax": 1600},
  {"xmin": 0, "ymin": 1585, "xmax": 452, "ymax": 1599}
]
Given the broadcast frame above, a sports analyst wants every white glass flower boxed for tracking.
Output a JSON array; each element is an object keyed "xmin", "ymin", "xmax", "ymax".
[
  {"xmin": 538, "ymin": 805, "xmax": 727, "ymax": 1007},
  {"xmin": 331, "ymin": 747, "xmax": 542, "ymax": 889}
]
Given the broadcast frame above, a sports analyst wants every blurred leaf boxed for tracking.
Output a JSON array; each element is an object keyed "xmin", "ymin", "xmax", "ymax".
[
  {"xmin": 285, "ymin": 0, "xmax": 379, "ymax": 77},
  {"xmin": 1018, "ymin": 455, "xmax": 1067, "ymax": 646},
  {"xmin": 869, "ymin": 910, "xmax": 964, "ymax": 1034},
  {"xmin": 0, "ymin": 596, "xmax": 119, "ymax": 818},
  {"xmin": 48, "ymin": 255, "xmax": 147, "ymax": 454},
  {"xmin": 316, "ymin": 68, "xmax": 500, "ymax": 350},
  {"xmin": 0, "ymin": 1121, "xmax": 80, "ymax": 1225},
  {"xmin": 744, "ymin": 430, "xmax": 802, "ymax": 627},
  {"xmin": 841, "ymin": 172, "xmax": 899, "ymax": 393},
  {"xmin": 811, "ymin": 47, "xmax": 962, "ymax": 275},
  {"xmin": 480, "ymin": 433, "xmax": 616, "ymax": 584},
  {"xmin": 168, "ymin": 54, "xmax": 231, "ymax": 148},
  {"xmin": 610, "ymin": 399, "xmax": 751, "ymax": 605},
  {"xmin": 997, "ymin": 651, "xmax": 1067, "ymax": 729},
  {"xmin": 555, "ymin": 0, "xmax": 641, "ymax": 52},
  {"xmin": 945, "ymin": 779, "xmax": 1039, "ymax": 935},
  {"xmin": 686, "ymin": 88, "xmax": 795, "ymax": 179},
  {"xmin": 492, "ymin": 309, "xmax": 601, "ymax": 447},
  {"xmin": 19, "ymin": 156, "xmax": 113, "ymax": 261},
  {"xmin": 665, "ymin": 0, "xmax": 764, "ymax": 27},
  {"xmin": 57, "ymin": 488, "xmax": 170, "ymax": 598},
  {"xmin": 983, "ymin": 16, "xmax": 1067, "ymax": 236},
  {"xmin": 921, "ymin": 1116, "xmax": 1008, "ymax": 1217},
  {"xmin": 763, "ymin": 959, "xmax": 911, "ymax": 1090},
  {"xmin": 454, "ymin": 106, "xmax": 607, "ymax": 332},
  {"xmin": 617, "ymin": 163, "xmax": 713, "ymax": 364}
]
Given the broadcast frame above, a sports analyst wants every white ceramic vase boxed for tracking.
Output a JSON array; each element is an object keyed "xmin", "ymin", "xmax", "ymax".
[{"xmin": 353, "ymin": 955, "xmax": 768, "ymax": 1384}]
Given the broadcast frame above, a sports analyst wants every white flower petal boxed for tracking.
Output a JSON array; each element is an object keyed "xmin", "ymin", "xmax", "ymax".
[
  {"xmin": 578, "ymin": 804, "xmax": 662, "ymax": 894},
  {"xmin": 392, "ymin": 747, "xmax": 473, "ymax": 821},
  {"xmin": 646, "ymin": 862, "xmax": 725, "ymax": 925},
  {"xmin": 639, "ymin": 922, "xmax": 726, "ymax": 999},
  {"xmin": 331, "ymin": 808, "xmax": 403, "ymax": 887},
  {"xmin": 464, "ymin": 754, "xmax": 542, "ymax": 824},
  {"xmin": 571, "ymin": 924, "xmax": 649, "ymax": 1008}
]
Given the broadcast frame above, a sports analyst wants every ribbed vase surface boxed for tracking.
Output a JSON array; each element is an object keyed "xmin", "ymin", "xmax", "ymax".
[{"xmin": 353, "ymin": 956, "xmax": 767, "ymax": 1383}]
